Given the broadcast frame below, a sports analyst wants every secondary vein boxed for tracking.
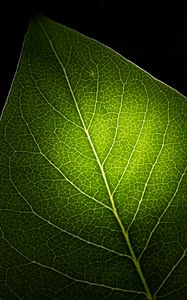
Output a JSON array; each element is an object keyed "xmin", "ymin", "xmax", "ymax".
[{"xmin": 1, "ymin": 231, "xmax": 146, "ymax": 295}]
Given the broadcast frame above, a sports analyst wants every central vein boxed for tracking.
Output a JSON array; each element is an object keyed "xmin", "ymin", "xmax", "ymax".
[
  {"xmin": 70, "ymin": 82, "xmax": 153, "ymax": 299},
  {"xmin": 40, "ymin": 21, "xmax": 154, "ymax": 300},
  {"xmin": 85, "ymin": 129, "xmax": 153, "ymax": 300}
]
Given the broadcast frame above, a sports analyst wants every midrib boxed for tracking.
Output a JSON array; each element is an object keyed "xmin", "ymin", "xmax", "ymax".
[
  {"xmin": 40, "ymin": 20, "xmax": 154, "ymax": 300},
  {"xmin": 85, "ymin": 129, "xmax": 153, "ymax": 300}
]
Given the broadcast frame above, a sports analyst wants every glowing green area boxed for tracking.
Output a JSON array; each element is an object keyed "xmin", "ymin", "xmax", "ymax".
[{"xmin": 0, "ymin": 15, "xmax": 187, "ymax": 300}]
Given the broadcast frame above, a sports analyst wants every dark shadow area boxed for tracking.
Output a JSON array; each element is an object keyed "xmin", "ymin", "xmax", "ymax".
[{"xmin": 0, "ymin": 0, "xmax": 186, "ymax": 113}]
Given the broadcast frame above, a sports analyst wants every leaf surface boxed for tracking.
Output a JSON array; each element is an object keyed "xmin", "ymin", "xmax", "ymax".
[{"xmin": 0, "ymin": 15, "xmax": 187, "ymax": 300}]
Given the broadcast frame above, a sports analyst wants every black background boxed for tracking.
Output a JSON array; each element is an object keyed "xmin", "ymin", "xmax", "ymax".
[{"xmin": 0, "ymin": 0, "xmax": 187, "ymax": 113}]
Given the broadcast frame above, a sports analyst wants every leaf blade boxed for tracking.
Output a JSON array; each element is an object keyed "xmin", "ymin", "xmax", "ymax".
[{"xmin": 0, "ymin": 15, "xmax": 186, "ymax": 300}]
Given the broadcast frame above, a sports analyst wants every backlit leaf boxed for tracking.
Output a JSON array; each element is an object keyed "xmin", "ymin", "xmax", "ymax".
[{"xmin": 0, "ymin": 15, "xmax": 187, "ymax": 300}]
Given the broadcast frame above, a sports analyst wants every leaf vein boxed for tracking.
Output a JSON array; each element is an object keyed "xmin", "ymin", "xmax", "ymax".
[
  {"xmin": 127, "ymin": 90, "xmax": 170, "ymax": 232},
  {"xmin": 1, "ymin": 230, "xmax": 143, "ymax": 295},
  {"xmin": 112, "ymin": 80, "xmax": 150, "ymax": 195},
  {"xmin": 139, "ymin": 164, "xmax": 187, "ymax": 260}
]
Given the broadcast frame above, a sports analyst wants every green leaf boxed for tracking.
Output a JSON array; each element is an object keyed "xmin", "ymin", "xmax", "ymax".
[{"xmin": 0, "ymin": 15, "xmax": 187, "ymax": 300}]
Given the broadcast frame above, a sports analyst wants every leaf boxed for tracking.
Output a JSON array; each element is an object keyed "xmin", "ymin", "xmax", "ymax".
[{"xmin": 0, "ymin": 15, "xmax": 187, "ymax": 300}]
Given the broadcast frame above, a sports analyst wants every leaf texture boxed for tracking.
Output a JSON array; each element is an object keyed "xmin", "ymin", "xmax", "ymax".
[{"xmin": 0, "ymin": 15, "xmax": 187, "ymax": 300}]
